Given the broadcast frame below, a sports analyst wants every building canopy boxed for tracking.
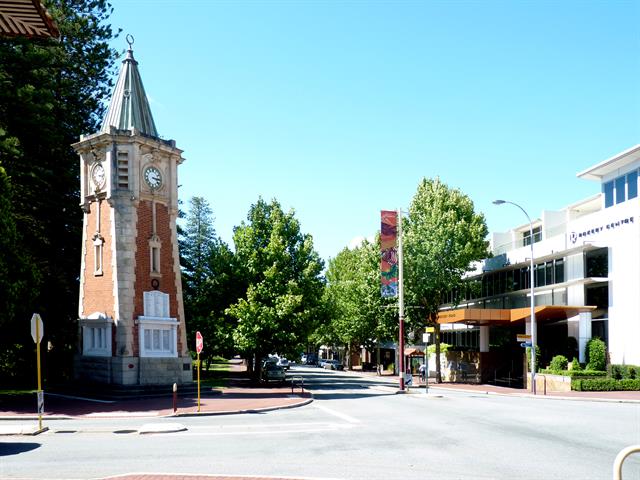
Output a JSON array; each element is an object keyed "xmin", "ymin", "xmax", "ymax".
[{"xmin": 436, "ymin": 305, "xmax": 596, "ymax": 326}]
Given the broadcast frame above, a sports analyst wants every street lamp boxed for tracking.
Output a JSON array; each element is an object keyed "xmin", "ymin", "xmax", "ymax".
[{"xmin": 493, "ymin": 199, "xmax": 537, "ymax": 394}]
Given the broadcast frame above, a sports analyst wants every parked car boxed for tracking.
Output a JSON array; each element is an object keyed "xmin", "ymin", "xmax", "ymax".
[
  {"xmin": 322, "ymin": 359, "xmax": 344, "ymax": 371},
  {"xmin": 277, "ymin": 357, "xmax": 290, "ymax": 370},
  {"xmin": 261, "ymin": 363, "xmax": 286, "ymax": 383},
  {"xmin": 302, "ymin": 353, "xmax": 318, "ymax": 365}
]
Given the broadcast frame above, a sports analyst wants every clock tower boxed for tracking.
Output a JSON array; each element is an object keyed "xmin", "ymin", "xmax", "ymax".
[{"xmin": 72, "ymin": 41, "xmax": 192, "ymax": 385}]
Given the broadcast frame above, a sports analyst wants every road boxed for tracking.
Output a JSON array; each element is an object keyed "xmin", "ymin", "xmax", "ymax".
[{"xmin": 1, "ymin": 366, "xmax": 640, "ymax": 479}]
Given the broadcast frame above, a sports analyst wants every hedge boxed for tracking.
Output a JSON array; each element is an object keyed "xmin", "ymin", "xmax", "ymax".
[
  {"xmin": 572, "ymin": 378, "xmax": 640, "ymax": 391},
  {"xmin": 608, "ymin": 364, "xmax": 640, "ymax": 380},
  {"xmin": 539, "ymin": 369, "xmax": 606, "ymax": 378}
]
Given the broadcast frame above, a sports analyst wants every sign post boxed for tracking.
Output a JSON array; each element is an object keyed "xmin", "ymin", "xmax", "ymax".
[
  {"xmin": 30, "ymin": 313, "xmax": 44, "ymax": 431},
  {"xmin": 423, "ymin": 328, "xmax": 434, "ymax": 395},
  {"xmin": 195, "ymin": 331, "xmax": 203, "ymax": 412}
]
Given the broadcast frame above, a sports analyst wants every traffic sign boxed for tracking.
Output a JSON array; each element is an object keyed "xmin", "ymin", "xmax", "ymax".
[
  {"xmin": 30, "ymin": 313, "xmax": 44, "ymax": 343},
  {"xmin": 196, "ymin": 331, "xmax": 203, "ymax": 354},
  {"xmin": 520, "ymin": 342, "xmax": 532, "ymax": 348},
  {"xmin": 37, "ymin": 390, "xmax": 44, "ymax": 414},
  {"xmin": 516, "ymin": 334, "xmax": 531, "ymax": 343}
]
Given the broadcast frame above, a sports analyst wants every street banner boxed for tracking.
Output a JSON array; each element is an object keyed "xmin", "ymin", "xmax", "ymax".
[{"xmin": 380, "ymin": 210, "xmax": 398, "ymax": 297}]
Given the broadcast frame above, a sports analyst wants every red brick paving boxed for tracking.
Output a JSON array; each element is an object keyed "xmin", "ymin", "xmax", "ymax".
[{"xmin": 102, "ymin": 476, "xmax": 305, "ymax": 480}]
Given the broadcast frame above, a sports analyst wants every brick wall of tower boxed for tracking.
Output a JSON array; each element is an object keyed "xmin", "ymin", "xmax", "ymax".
[
  {"xmin": 81, "ymin": 202, "xmax": 115, "ymax": 314},
  {"xmin": 80, "ymin": 200, "xmax": 117, "ymax": 355},
  {"xmin": 133, "ymin": 200, "xmax": 183, "ymax": 356}
]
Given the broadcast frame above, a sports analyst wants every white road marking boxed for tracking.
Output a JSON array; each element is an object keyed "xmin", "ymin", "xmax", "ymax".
[{"xmin": 313, "ymin": 404, "xmax": 361, "ymax": 424}]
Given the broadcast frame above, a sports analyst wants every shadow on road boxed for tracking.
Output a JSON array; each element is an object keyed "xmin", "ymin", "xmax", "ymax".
[{"xmin": 0, "ymin": 442, "xmax": 41, "ymax": 456}]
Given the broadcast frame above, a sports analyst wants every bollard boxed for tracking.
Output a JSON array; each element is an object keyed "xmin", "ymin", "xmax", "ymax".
[{"xmin": 172, "ymin": 383, "xmax": 177, "ymax": 414}]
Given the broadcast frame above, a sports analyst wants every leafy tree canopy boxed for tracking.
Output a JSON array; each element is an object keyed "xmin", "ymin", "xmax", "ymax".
[
  {"xmin": 324, "ymin": 239, "xmax": 396, "ymax": 355},
  {"xmin": 403, "ymin": 177, "xmax": 488, "ymax": 382},
  {"xmin": 0, "ymin": 0, "xmax": 119, "ymax": 383},
  {"xmin": 180, "ymin": 197, "xmax": 242, "ymax": 361},
  {"xmin": 228, "ymin": 198, "xmax": 324, "ymax": 368}
]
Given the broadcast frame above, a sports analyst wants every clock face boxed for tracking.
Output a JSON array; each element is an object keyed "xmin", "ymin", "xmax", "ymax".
[
  {"xmin": 143, "ymin": 166, "xmax": 162, "ymax": 190},
  {"xmin": 91, "ymin": 163, "xmax": 106, "ymax": 189}
]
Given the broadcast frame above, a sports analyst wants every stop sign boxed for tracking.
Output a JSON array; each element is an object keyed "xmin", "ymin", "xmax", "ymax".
[
  {"xmin": 195, "ymin": 331, "xmax": 203, "ymax": 354},
  {"xmin": 31, "ymin": 313, "xmax": 44, "ymax": 344}
]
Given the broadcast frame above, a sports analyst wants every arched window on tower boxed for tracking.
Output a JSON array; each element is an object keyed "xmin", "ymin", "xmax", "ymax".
[
  {"xmin": 149, "ymin": 234, "xmax": 161, "ymax": 275},
  {"xmin": 93, "ymin": 233, "xmax": 104, "ymax": 276}
]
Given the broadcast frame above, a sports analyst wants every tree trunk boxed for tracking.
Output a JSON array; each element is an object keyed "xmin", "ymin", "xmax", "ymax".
[
  {"xmin": 431, "ymin": 313, "xmax": 442, "ymax": 383},
  {"xmin": 435, "ymin": 323, "xmax": 442, "ymax": 383}
]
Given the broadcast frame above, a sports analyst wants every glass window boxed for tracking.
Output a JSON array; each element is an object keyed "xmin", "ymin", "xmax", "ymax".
[
  {"xmin": 513, "ymin": 269, "xmax": 521, "ymax": 291},
  {"xmin": 555, "ymin": 258, "xmax": 564, "ymax": 283},
  {"xmin": 522, "ymin": 267, "xmax": 530, "ymax": 290},
  {"xmin": 585, "ymin": 284, "xmax": 609, "ymax": 320},
  {"xmin": 162, "ymin": 330, "xmax": 170, "ymax": 351},
  {"xmin": 603, "ymin": 181, "xmax": 614, "ymax": 208},
  {"xmin": 545, "ymin": 262, "xmax": 554, "ymax": 285},
  {"xmin": 586, "ymin": 248, "xmax": 608, "ymax": 278},
  {"xmin": 615, "ymin": 176, "xmax": 626, "ymax": 204},
  {"xmin": 628, "ymin": 170, "xmax": 638, "ymax": 200},
  {"xmin": 535, "ymin": 263, "xmax": 545, "ymax": 287},
  {"xmin": 523, "ymin": 226, "xmax": 542, "ymax": 246},
  {"xmin": 153, "ymin": 329, "xmax": 160, "ymax": 350},
  {"xmin": 506, "ymin": 270, "xmax": 514, "ymax": 292},
  {"xmin": 144, "ymin": 329, "xmax": 151, "ymax": 350}
]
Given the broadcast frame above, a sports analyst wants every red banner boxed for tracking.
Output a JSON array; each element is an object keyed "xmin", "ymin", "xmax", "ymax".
[{"xmin": 380, "ymin": 210, "xmax": 398, "ymax": 297}]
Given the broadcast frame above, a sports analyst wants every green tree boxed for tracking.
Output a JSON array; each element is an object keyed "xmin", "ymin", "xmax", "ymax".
[
  {"xmin": 324, "ymin": 239, "xmax": 396, "ymax": 368},
  {"xmin": 227, "ymin": 198, "xmax": 324, "ymax": 377},
  {"xmin": 0, "ymin": 0, "xmax": 119, "ymax": 383},
  {"xmin": 404, "ymin": 178, "xmax": 489, "ymax": 382},
  {"xmin": 180, "ymin": 197, "xmax": 242, "ymax": 365},
  {"xmin": 586, "ymin": 338, "xmax": 607, "ymax": 371}
]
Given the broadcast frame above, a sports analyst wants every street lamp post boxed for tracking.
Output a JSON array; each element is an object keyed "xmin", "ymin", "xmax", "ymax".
[{"xmin": 493, "ymin": 200, "xmax": 537, "ymax": 394}]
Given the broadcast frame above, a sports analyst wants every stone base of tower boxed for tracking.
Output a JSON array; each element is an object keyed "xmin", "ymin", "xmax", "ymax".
[{"xmin": 74, "ymin": 355, "xmax": 193, "ymax": 386}]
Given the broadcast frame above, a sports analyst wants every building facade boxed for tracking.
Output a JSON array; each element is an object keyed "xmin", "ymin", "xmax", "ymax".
[
  {"xmin": 438, "ymin": 145, "xmax": 640, "ymax": 381},
  {"xmin": 72, "ymin": 44, "xmax": 192, "ymax": 385}
]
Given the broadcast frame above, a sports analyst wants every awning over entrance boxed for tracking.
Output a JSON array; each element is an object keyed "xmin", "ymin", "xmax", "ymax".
[
  {"xmin": 404, "ymin": 348, "xmax": 424, "ymax": 356},
  {"xmin": 436, "ymin": 305, "xmax": 596, "ymax": 325}
]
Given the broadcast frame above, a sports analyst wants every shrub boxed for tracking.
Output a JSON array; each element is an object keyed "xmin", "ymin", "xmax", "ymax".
[
  {"xmin": 427, "ymin": 343, "xmax": 450, "ymax": 355},
  {"xmin": 571, "ymin": 357, "xmax": 581, "ymax": 371},
  {"xmin": 609, "ymin": 364, "xmax": 625, "ymax": 380},
  {"xmin": 549, "ymin": 355, "xmax": 568, "ymax": 372},
  {"xmin": 568, "ymin": 370, "xmax": 606, "ymax": 378},
  {"xmin": 586, "ymin": 338, "xmax": 606, "ymax": 371},
  {"xmin": 387, "ymin": 363, "xmax": 395, "ymax": 372},
  {"xmin": 608, "ymin": 364, "xmax": 640, "ymax": 380},
  {"xmin": 572, "ymin": 378, "xmax": 640, "ymax": 391}
]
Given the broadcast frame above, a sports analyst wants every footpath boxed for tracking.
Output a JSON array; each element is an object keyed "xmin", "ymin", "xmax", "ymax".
[{"xmin": 0, "ymin": 361, "xmax": 310, "ymax": 428}]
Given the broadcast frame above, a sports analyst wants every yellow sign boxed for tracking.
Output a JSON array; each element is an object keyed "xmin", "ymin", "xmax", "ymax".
[
  {"xmin": 516, "ymin": 334, "xmax": 531, "ymax": 342},
  {"xmin": 426, "ymin": 326, "xmax": 435, "ymax": 333}
]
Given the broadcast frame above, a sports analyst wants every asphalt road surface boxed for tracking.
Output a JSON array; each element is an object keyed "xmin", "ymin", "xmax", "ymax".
[{"xmin": 2, "ymin": 366, "xmax": 640, "ymax": 479}]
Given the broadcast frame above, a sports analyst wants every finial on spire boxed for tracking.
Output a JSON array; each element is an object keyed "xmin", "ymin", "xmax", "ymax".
[{"xmin": 100, "ymin": 33, "xmax": 158, "ymax": 137}]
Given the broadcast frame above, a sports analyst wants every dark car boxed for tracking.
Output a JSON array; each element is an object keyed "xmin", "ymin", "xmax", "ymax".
[{"xmin": 261, "ymin": 363, "xmax": 286, "ymax": 383}]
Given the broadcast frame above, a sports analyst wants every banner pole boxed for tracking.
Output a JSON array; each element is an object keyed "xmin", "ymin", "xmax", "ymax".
[
  {"xmin": 36, "ymin": 318, "xmax": 42, "ymax": 430},
  {"xmin": 398, "ymin": 208, "xmax": 405, "ymax": 392}
]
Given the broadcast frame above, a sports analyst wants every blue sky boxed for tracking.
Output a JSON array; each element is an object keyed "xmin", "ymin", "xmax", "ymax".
[{"xmin": 108, "ymin": 0, "xmax": 640, "ymax": 263}]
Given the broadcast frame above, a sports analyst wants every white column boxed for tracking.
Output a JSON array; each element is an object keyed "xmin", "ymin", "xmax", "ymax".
[
  {"xmin": 480, "ymin": 326, "xmax": 490, "ymax": 352},
  {"xmin": 578, "ymin": 312, "xmax": 592, "ymax": 364}
]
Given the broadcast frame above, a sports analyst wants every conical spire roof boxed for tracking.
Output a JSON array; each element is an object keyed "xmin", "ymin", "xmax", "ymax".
[{"xmin": 101, "ymin": 40, "xmax": 158, "ymax": 137}]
